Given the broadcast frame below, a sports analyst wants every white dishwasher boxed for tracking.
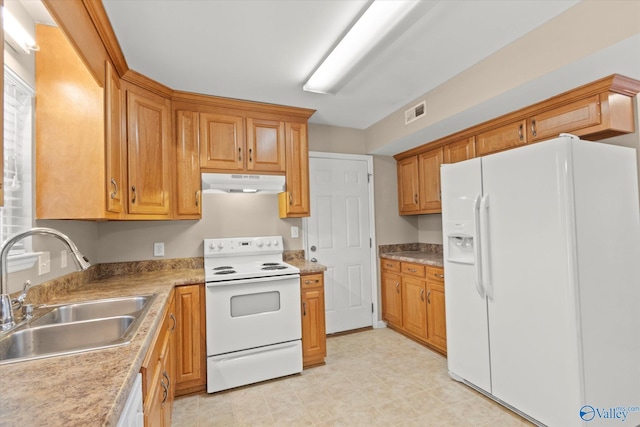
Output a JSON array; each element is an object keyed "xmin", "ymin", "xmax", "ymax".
[{"xmin": 117, "ymin": 373, "xmax": 144, "ymax": 427}]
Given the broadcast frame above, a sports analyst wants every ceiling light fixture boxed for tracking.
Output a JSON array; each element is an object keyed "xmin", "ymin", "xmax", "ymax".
[
  {"xmin": 303, "ymin": 0, "xmax": 420, "ymax": 94},
  {"xmin": 2, "ymin": 7, "xmax": 39, "ymax": 54}
]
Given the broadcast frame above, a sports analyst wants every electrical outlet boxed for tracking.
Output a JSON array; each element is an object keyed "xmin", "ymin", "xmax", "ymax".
[
  {"xmin": 38, "ymin": 251, "xmax": 51, "ymax": 275},
  {"xmin": 291, "ymin": 226, "xmax": 299, "ymax": 239},
  {"xmin": 60, "ymin": 250, "xmax": 68, "ymax": 268},
  {"xmin": 154, "ymin": 242, "xmax": 165, "ymax": 257}
]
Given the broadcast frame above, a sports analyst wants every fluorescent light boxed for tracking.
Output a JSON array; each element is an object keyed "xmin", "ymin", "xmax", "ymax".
[
  {"xmin": 303, "ymin": 0, "xmax": 419, "ymax": 94},
  {"xmin": 3, "ymin": 7, "xmax": 38, "ymax": 54}
]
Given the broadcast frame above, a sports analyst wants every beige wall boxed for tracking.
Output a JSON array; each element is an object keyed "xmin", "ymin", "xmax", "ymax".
[{"xmin": 309, "ymin": 123, "xmax": 367, "ymax": 154}]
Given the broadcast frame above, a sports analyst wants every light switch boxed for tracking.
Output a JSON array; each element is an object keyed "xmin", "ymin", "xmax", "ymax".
[
  {"xmin": 291, "ymin": 226, "xmax": 299, "ymax": 239},
  {"xmin": 154, "ymin": 242, "xmax": 165, "ymax": 257},
  {"xmin": 38, "ymin": 251, "xmax": 51, "ymax": 275}
]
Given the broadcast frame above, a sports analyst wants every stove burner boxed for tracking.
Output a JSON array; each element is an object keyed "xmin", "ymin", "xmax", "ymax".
[
  {"xmin": 213, "ymin": 266, "xmax": 234, "ymax": 270},
  {"xmin": 214, "ymin": 270, "xmax": 237, "ymax": 275},
  {"xmin": 262, "ymin": 263, "xmax": 280, "ymax": 266},
  {"xmin": 262, "ymin": 265, "xmax": 288, "ymax": 271}
]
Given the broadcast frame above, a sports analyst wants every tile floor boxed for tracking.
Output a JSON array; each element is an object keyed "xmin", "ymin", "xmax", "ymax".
[{"xmin": 171, "ymin": 328, "xmax": 534, "ymax": 426}]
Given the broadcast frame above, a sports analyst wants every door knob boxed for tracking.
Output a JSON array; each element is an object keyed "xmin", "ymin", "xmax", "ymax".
[
  {"xmin": 311, "ymin": 258, "xmax": 317, "ymax": 263},
  {"xmin": 310, "ymin": 245, "xmax": 316, "ymax": 252}
]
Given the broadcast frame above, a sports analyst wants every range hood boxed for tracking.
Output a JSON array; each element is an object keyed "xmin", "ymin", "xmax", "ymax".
[{"xmin": 201, "ymin": 173, "xmax": 285, "ymax": 194}]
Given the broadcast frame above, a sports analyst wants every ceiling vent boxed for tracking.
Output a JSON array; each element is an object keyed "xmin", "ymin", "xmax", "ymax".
[{"xmin": 405, "ymin": 100, "xmax": 426, "ymax": 125}]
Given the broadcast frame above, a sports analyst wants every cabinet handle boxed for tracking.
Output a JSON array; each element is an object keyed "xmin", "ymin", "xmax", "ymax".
[
  {"xmin": 435, "ymin": 273, "xmax": 444, "ymax": 279},
  {"xmin": 304, "ymin": 279, "xmax": 319, "ymax": 284},
  {"xmin": 195, "ymin": 190, "xmax": 200, "ymax": 207},
  {"xmin": 163, "ymin": 370, "xmax": 171, "ymax": 389},
  {"xmin": 531, "ymin": 119, "xmax": 537, "ymax": 137},
  {"xmin": 302, "ymin": 301, "xmax": 306, "ymax": 316},
  {"xmin": 131, "ymin": 186, "xmax": 136, "ymax": 204},
  {"xmin": 420, "ymin": 288, "xmax": 425, "ymax": 302},
  {"xmin": 160, "ymin": 379, "xmax": 168, "ymax": 404},
  {"xmin": 170, "ymin": 313, "xmax": 177, "ymax": 332},
  {"xmin": 395, "ymin": 282, "xmax": 400, "ymax": 293},
  {"xmin": 110, "ymin": 178, "xmax": 118, "ymax": 199},
  {"xmin": 289, "ymin": 192, "xmax": 293, "ymax": 206},
  {"xmin": 249, "ymin": 148, "xmax": 253, "ymax": 163},
  {"xmin": 386, "ymin": 263, "xmax": 393, "ymax": 268},
  {"xmin": 238, "ymin": 147, "xmax": 242, "ymax": 161},
  {"xmin": 408, "ymin": 268, "xmax": 416, "ymax": 273},
  {"xmin": 427, "ymin": 290, "xmax": 431, "ymax": 304},
  {"xmin": 414, "ymin": 194, "xmax": 418, "ymax": 204},
  {"xmin": 518, "ymin": 124, "xmax": 524, "ymax": 141}
]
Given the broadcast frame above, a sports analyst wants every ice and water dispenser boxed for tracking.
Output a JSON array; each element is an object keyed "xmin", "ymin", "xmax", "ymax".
[{"xmin": 445, "ymin": 221, "xmax": 475, "ymax": 265}]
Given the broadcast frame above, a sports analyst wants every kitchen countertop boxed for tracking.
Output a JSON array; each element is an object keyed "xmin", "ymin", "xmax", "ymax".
[
  {"xmin": 0, "ymin": 267, "xmax": 204, "ymax": 427},
  {"xmin": 380, "ymin": 251, "xmax": 444, "ymax": 267},
  {"xmin": 0, "ymin": 256, "xmax": 324, "ymax": 426}
]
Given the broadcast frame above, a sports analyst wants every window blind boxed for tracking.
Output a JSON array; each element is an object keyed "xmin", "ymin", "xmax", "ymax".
[{"xmin": 2, "ymin": 67, "xmax": 34, "ymax": 251}]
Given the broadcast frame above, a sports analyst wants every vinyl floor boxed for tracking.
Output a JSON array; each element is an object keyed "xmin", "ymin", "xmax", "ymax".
[{"xmin": 171, "ymin": 327, "xmax": 534, "ymax": 426}]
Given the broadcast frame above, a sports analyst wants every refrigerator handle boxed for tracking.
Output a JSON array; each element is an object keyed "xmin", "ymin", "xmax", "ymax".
[
  {"xmin": 473, "ymin": 194, "xmax": 485, "ymax": 298},
  {"xmin": 479, "ymin": 194, "xmax": 493, "ymax": 299}
]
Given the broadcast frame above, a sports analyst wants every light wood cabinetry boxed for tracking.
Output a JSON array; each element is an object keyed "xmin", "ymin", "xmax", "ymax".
[
  {"xmin": 175, "ymin": 111, "xmax": 202, "ymax": 218},
  {"xmin": 174, "ymin": 284, "xmax": 207, "ymax": 396},
  {"xmin": 476, "ymin": 119, "xmax": 527, "ymax": 156},
  {"xmin": 105, "ymin": 61, "xmax": 125, "ymax": 215},
  {"xmin": 246, "ymin": 118, "xmax": 286, "ymax": 172},
  {"xmin": 279, "ymin": 122, "xmax": 310, "ymax": 217},
  {"xmin": 301, "ymin": 273, "xmax": 326, "ymax": 368},
  {"xmin": 125, "ymin": 83, "xmax": 172, "ymax": 217},
  {"xmin": 142, "ymin": 291, "xmax": 176, "ymax": 427},
  {"xmin": 396, "ymin": 147, "xmax": 443, "ymax": 215},
  {"xmin": 381, "ymin": 259, "xmax": 447, "ymax": 355},
  {"xmin": 395, "ymin": 74, "xmax": 640, "ymax": 215}
]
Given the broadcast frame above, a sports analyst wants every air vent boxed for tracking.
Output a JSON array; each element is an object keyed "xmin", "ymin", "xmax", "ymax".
[{"xmin": 405, "ymin": 100, "xmax": 426, "ymax": 125}]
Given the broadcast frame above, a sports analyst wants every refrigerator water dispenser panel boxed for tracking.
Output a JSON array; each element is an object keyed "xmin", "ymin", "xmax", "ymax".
[{"xmin": 447, "ymin": 234, "xmax": 475, "ymax": 264}]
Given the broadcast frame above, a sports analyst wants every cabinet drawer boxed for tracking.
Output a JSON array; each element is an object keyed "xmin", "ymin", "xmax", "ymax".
[
  {"xmin": 381, "ymin": 259, "xmax": 401, "ymax": 272},
  {"xmin": 427, "ymin": 267, "xmax": 445, "ymax": 283},
  {"xmin": 402, "ymin": 262, "xmax": 426, "ymax": 278},
  {"xmin": 301, "ymin": 273, "xmax": 323, "ymax": 290}
]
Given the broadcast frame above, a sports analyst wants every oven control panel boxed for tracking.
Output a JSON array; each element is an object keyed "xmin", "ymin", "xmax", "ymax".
[{"xmin": 204, "ymin": 236, "xmax": 283, "ymax": 257}]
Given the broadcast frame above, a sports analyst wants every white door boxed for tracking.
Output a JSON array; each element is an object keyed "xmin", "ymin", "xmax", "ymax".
[{"xmin": 306, "ymin": 154, "xmax": 374, "ymax": 334}]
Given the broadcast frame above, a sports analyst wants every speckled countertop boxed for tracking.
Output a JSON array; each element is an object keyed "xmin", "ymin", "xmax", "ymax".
[
  {"xmin": 0, "ymin": 256, "xmax": 324, "ymax": 426},
  {"xmin": 379, "ymin": 243, "xmax": 444, "ymax": 267}
]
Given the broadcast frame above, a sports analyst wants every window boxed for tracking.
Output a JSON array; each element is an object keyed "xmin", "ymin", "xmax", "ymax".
[{"xmin": 2, "ymin": 66, "xmax": 35, "ymax": 271}]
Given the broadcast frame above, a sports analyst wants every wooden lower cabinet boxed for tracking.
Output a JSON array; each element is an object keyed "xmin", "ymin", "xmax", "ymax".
[
  {"xmin": 141, "ymin": 291, "xmax": 176, "ymax": 427},
  {"xmin": 301, "ymin": 273, "xmax": 326, "ymax": 368},
  {"xmin": 174, "ymin": 284, "xmax": 207, "ymax": 396},
  {"xmin": 381, "ymin": 260, "xmax": 447, "ymax": 355}
]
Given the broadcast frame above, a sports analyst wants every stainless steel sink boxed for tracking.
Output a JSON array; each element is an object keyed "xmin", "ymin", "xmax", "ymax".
[
  {"xmin": 0, "ymin": 294, "xmax": 156, "ymax": 364},
  {"xmin": 30, "ymin": 295, "xmax": 153, "ymax": 326}
]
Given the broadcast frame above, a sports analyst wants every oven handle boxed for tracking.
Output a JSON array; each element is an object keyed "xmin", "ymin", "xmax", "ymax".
[{"xmin": 206, "ymin": 274, "xmax": 300, "ymax": 287}]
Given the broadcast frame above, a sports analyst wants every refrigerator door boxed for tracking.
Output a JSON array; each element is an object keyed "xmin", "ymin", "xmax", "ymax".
[
  {"xmin": 481, "ymin": 137, "xmax": 583, "ymax": 426},
  {"xmin": 441, "ymin": 158, "xmax": 491, "ymax": 393}
]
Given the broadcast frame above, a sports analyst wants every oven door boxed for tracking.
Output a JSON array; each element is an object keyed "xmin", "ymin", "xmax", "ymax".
[{"xmin": 205, "ymin": 274, "xmax": 301, "ymax": 356}]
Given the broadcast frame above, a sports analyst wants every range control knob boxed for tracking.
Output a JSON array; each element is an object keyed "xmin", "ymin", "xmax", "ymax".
[
  {"xmin": 256, "ymin": 240, "xmax": 264, "ymax": 248},
  {"xmin": 217, "ymin": 242, "xmax": 224, "ymax": 250},
  {"xmin": 272, "ymin": 240, "xmax": 279, "ymax": 247},
  {"xmin": 266, "ymin": 240, "xmax": 272, "ymax": 247},
  {"xmin": 209, "ymin": 243, "xmax": 215, "ymax": 251}
]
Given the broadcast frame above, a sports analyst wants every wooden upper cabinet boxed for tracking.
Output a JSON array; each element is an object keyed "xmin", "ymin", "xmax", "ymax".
[
  {"xmin": 126, "ymin": 85, "xmax": 172, "ymax": 216},
  {"xmin": 443, "ymin": 137, "xmax": 475, "ymax": 164},
  {"xmin": 175, "ymin": 111, "xmax": 201, "ymax": 218},
  {"xmin": 281, "ymin": 122, "xmax": 310, "ymax": 217},
  {"xmin": 246, "ymin": 118, "xmax": 285, "ymax": 172},
  {"xmin": 418, "ymin": 147, "xmax": 443, "ymax": 213},
  {"xmin": 397, "ymin": 156, "xmax": 419, "ymax": 214},
  {"xmin": 105, "ymin": 61, "xmax": 124, "ymax": 215},
  {"xmin": 528, "ymin": 95, "xmax": 601, "ymax": 142},
  {"xmin": 476, "ymin": 119, "xmax": 527, "ymax": 156},
  {"xmin": 199, "ymin": 112, "xmax": 244, "ymax": 171}
]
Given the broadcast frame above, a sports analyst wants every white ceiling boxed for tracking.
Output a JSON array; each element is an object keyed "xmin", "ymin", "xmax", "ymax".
[{"xmin": 101, "ymin": 0, "xmax": 581, "ymax": 130}]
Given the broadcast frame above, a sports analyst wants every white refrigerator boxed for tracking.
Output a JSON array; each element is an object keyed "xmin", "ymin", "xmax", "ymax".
[{"xmin": 441, "ymin": 135, "xmax": 640, "ymax": 427}]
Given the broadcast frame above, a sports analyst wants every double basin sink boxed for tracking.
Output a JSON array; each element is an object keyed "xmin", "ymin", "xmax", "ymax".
[{"xmin": 0, "ymin": 294, "xmax": 156, "ymax": 365}]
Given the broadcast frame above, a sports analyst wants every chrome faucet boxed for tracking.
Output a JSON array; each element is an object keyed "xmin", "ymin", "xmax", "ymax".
[{"xmin": 0, "ymin": 227, "xmax": 91, "ymax": 331}]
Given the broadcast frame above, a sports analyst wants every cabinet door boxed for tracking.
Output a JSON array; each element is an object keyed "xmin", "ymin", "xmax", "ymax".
[
  {"xmin": 301, "ymin": 274, "xmax": 326, "ymax": 368},
  {"xmin": 418, "ymin": 147, "xmax": 443, "ymax": 212},
  {"xmin": 126, "ymin": 87, "xmax": 171, "ymax": 215},
  {"xmin": 199, "ymin": 112, "xmax": 244, "ymax": 171},
  {"xmin": 381, "ymin": 270, "xmax": 403, "ymax": 327},
  {"xmin": 174, "ymin": 284, "xmax": 206, "ymax": 395},
  {"xmin": 426, "ymin": 267, "xmax": 447, "ymax": 353},
  {"xmin": 105, "ymin": 61, "xmax": 124, "ymax": 214},
  {"xmin": 476, "ymin": 119, "xmax": 527, "ymax": 156},
  {"xmin": 283, "ymin": 122, "xmax": 310, "ymax": 217},
  {"xmin": 175, "ymin": 111, "xmax": 202, "ymax": 217},
  {"xmin": 246, "ymin": 118, "xmax": 286, "ymax": 172},
  {"xmin": 402, "ymin": 276, "xmax": 428, "ymax": 340},
  {"xmin": 443, "ymin": 137, "xmax": 475, "ymax": 164},
  {"xmin": 397, "ymin": 156, "xmax": 420, "ymax": 214},
  {"xmin": 528, "ymin": 94, "xmax": 601, "ymax": 142}
]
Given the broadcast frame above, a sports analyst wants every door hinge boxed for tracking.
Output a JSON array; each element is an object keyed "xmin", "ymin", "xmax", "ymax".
[
  {"xmin": 372, "ymin": 303, "xmax": 374, "ymax": 313},
  {"xmin": 367, "ymin": 173, "xmax": 372, "ymax": 183},
  {"xmin": 370, "ymin": 238, "xmax": 372, "ymax": 248}
]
